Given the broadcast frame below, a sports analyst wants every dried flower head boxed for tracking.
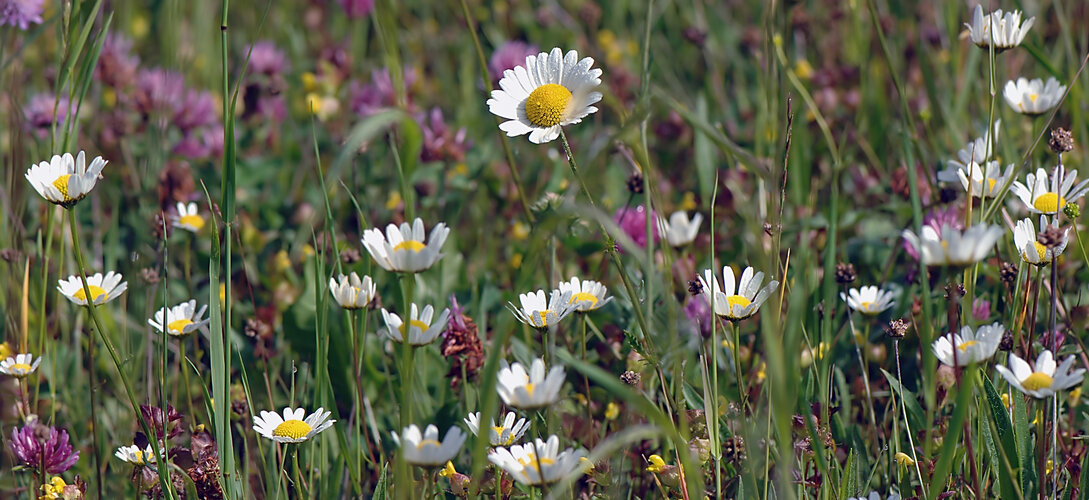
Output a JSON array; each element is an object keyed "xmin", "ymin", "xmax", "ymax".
[
  {"xmin": 834, "ymin": 263, "xmax": 856, "ymax": 284},
  {"xmin": 1050, "ymin": 128, "xmax": 1074, "ymax": 154}
]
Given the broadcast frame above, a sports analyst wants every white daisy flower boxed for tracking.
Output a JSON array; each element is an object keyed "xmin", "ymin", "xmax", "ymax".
[
  {"xmin": 361, "ymin": 218, "xmax": 450, "ymax": 273},
  {"xmin": 57, "ymin": 271, "xmax": 128, "ymax": 306},
  {"xmin": 328, "ymin": 272, "xmax": 376, "ymax": 310},
  {"xmin": 1010, "ymin": 166, "xmax": 1089, "ymax": 215},
  {"xmin": 965, "ymin": 5, "xmax": 1034, "ymax": 52},
  {"xmin": 391, "ymin": 424, "xmax": 466, "ymax": 467},
  {"xmin": 697, "ymin": 266, "xmax": 779, "ymax": 321},
  {"xmin": 840, "ymin": 286, "xmax": 896, "ymax": 316},
  {"xmin": 488, "ymin": 435, "xmax": 587, "ymax": 485},
  {"xmin": 901, "ymin": 224, "xmax": 1003, "ymax": 267},
  {"xmin": 381, "ymin": 303, "xmax": 451, "ymax": 345},
  {"xmin": 0, "ymin": 353, "xmax": 41, "ymax": 378},
  {"xmin": 487, "ymin": 47, "xmax": 602, "ymax": 144},
  {"xmin": 657, "ymin": 211, "xmax": 703, "ymax": 247},
  {"xmin": 114, "ymin": 445, "xmax": 159, "ymax": 465},
  {"xmin": 937, "ymin": 120, "xmax": 1000, "ymax": 182},
  {"xmin": 148, "ymin": 299, "xmax": 210, "ymax": 337},
  {"xmin": 996, "ymin": 349, "xmax": 1086, "ymax": 399},
  {"xmin": 496, "ymin": 358, "xmax": 566, "ymax": 409},
  {"xmin": 556, "ymin": 277, "xmax": 612, "ymax": 313},
  {"xmin": 24, "ymin": 151, "xmax": 108, "ymax": 208},
  {"xmin": 508, "ymin": 289, "xmax": 574, "ymax": 328},
  {"xmin": 932, "ymin": 323, "xmax": 1004, "ymax": 367},
  {"xmin": 464, "ymin": 411, "xmax": 530, "ymax": 447},
  {"xmin": 1004, "ymin": 77, "xmax": 1065, "ymax": 116},
  {"xmin": 171, "ymin": 202, "xmax": 205, "ymax": 233},
  {"xmin": 1013, "ymin": 218, "xmax": 1067, "ymax": 266},
  {"xmin": 252, "ymin": 407, "xmax": 335, "ymax": 444},
  {"xmin": 954, "ymin": 161, "xmax": 1014, "ymax": 199}
]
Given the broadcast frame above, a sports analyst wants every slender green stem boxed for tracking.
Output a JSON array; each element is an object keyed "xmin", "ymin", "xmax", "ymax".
[{"xmin": 67, "ymin": 209, "xmax": 175, "ymax": 499}]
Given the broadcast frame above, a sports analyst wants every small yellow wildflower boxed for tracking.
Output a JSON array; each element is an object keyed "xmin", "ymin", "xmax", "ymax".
[
  {"xmin": 756, "ymin": 362, "xmax": 767, "ymax": 382},
  {"xmin": 301, "ymin": 245, "xmax": 315, "ymax": 259},
  {"xmin": 40, "ymin": 476, "xmax": 67, "ymax": 499},
  {"xmin": 274, "ymin": 250, "xmax": 291, "ymax": 273},
  {"xmin": 794, "ymin": 60, "xmax": 814, "ymax": 80},
  {"xmin": 605, "ymin": 402, "xmax": 619, "ymax": 420},
  {"xmin": 680, "ymin": 192, "xmax": 698, "ymax": 212},
  {"xmin": 386, "ymin": 192, "xmax": 403, "ymax": 211},
  {"xmin": 580, "ymin": 456, "xmax": 595, "ymax": 473},
  {"xmin": 0, "ymin": 342, "xmax": 11, "ymax": 361},
  {"xmin": 301, "ymin": 72, "xmax": 319, "ymax": 93},
  {"xmin": 439, "ymin": 461, "xmax": 458, "ymax": 478},
  {"xmin": 1069, "ymin": 387, "xmax": 1082, "ymax": 405},
  {"xmin": 511, "ymin": 253, "xmax": 523, "ymax": 269},
  {"xmin": 1001, "ymin": 393, "xmax": 1010, "ymax": 410},
  {"xmin": 894, "ymin": 452, "xmax": 915, "ymax": 467},
  {"xmin": 511, "ymin": 221, "xmax": 530, "ymax": 241},
  {"xmin": 645, "ymin": 454, "xmax": 668, "ymax": 473}
]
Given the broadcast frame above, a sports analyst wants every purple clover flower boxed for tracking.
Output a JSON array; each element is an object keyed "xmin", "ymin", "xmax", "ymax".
[
  {"xmin": 96, "ymin": 32, "xmax": 140, "ymax": 87},
  {"xmin": 489, "ymin": 41, "xmax": 537, "ymax": 81},
  {"xmin": 248, "ymin": 40, "xmax": 289, "ymax": 76},
  {"xmin": 614, "ymin": 205, "xmax": 659, "ymax": 250},
  {"xmin": 23, "ymin": 93, "xmax": 73, "ymax": 140},
  {"xmin": 0, "ymin": 0, "xmax": 44, "ymax": 30},
  {"xmin": 418, "ymin": 107, "xmax": 470, "ymax": 163},
  {"xmin": 9, "ymin": 423, "xmax": 80, "ymax": 474}
]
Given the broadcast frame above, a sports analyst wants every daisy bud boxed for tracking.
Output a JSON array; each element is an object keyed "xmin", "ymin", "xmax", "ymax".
[{"xmin": 1064, "ymin": 203, "xmax": 1081, "ymax": 219}]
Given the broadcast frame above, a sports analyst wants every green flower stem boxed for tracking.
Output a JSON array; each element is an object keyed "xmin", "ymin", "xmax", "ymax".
[
  {"xmin": 894, "ymin": 339, "xmax": 927, "ymax": 498},
  {"xmin": 67, "ymin": 209, "xmax": 175, "ymax": 499}
]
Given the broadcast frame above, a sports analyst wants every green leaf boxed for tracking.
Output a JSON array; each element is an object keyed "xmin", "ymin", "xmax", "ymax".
[
  {"xmin": 982, "ymin": 374, "xmax": 1023, "ymax": 500},
  {"xmin": 880, "ymin": 369, "xmax": 926, "ymax": 431}
]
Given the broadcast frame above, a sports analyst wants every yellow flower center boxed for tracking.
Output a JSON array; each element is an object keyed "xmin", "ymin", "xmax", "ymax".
[
  {"xmin": 523, "ymin": 382, "xmax": 536, "ymax": 397},
  {"xmin": 272, "ymin": 419, "xmax": 312, "ymax": 439},
  {"xmin": 133, "ymin": 450, "xmax": 146, "ymax": 464},
  {"xmin": 10, "ymin": 363, "xmax": 32, "ymax": 373},
  {"xmin": 1033, "ymin": 192, "xmax": 1066, "ymax": 213},
  {"xmin": 167, "ymin": 319, "xmax": 194, "ymax": 335},
  {"xmin": 518, "ymin": 452, "xmax": 556, "ymax": 472},
  {"xmin": 524, "ymin": 83, "xmax": 572, "ymax": 127},
  {"xmin": 1030, "ymin": 241, "xmax": 1048, "ymax": 262},
  {"xmin": 859, "ymin": 301, "xmax": 873, "ymax": 311},
  {"xmin": 956, "ymin": 340, "xmax": 978, "ymax": 352},
  {"xmin": 727, "ymin": 295, "xmax": 752, "ymax": 310},
  {"xmin": 1021, "ymin": 372, "xmax": 1054, "ymax": 391},
  {"xmin": 536, "ymin": 310, "xmax": 550, "ymax": 326},
  {"xmin": 416, "ymin": 439, "xmax": 442, "ymax": 449},
  {"xmin": 178, "ymin": 214, "xmax": 205, "ymax": 231},
  {"xmin": 73, "ymin": 285, "xmax": 107, "ymax": 303},
  {"xmin": 393, "ymin": 240, "xmax": 427, "ymax": 253},
  {"xmin": 569, "ymin": 292, "xmax": 599, "ymax": 308},
  {"xmin": 398, "ymin": 319, "xmax": 430, "ymax": 335},
  {"xmin": 52, "ymin": 174, "xmax": 73, "ymax": 201},
  {"xmin": 492, "ymin": 425, "xmax": 516, "ymax": 445},
  {"xmin": 1029, "ymin": 93, "xmax": 1039, "ymax": 103}
]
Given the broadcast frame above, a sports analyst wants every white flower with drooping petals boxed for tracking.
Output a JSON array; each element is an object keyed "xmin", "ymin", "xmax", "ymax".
[
  {"xmin": 496, "ymin": 358, "xmax": 566, "ymax": 409},
  {"xmin": 1004, "ymin": 77, "xmax": 1065, "ymax": 116},
  {"xmin": 148, "ymin": 299, "xmax": 210, "ymax": 337},
  {"xmin": 657, "ymin": 211, "xmax": 703, "ymax": 247},
  {"xmin": 391, "ymin": 424, "xmax": 466, "ymax": 467},
  {"xmin": 508, "ymin": 289, "xmax": 574, "ymax": 328},
  {"xmin": 381, "ymin": 303, "xmax": 451, "ymax": 345},
  {"xmin": 114, "ymin": 445, "xmax": 160, "ymax": 465},
  {"xmin": 556, "ymin": 277, "xmax": 611, "ymax": 312},
  {"xmin": 901, "ymin": 224, "xmax": 1003, "ymax": 267},
  {"xmin": 932, "ymin": 323, "xmax": 1004, "ymax": 367},
  {"xmin": 840, "ymin": 286, "xmax": 896, "ymax": 316},
  {"xmin": 361, "ymin": 218, "xmax": 450, "ymax": 273},
  {"xmin": 25, "ymin": 151, "xmax": 108, "ymax": 208},
  {"xmin": 996, "ymin": 350, "xmax": 1086, "ymax": 399},
  {"xmin": 328, "ymin": 273, "xmax": 376, "ymax": 310},
  {"xmin": 965, "ymin": 5, "xmax": 1034, "ymax": 51},
  {"xmin": 1013, "ymin": 218, "xmax": 1067, "ymax": 266},
  {"xmin": 487, "ymin": 47, "xmax": 602, "ymax": 144}
]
